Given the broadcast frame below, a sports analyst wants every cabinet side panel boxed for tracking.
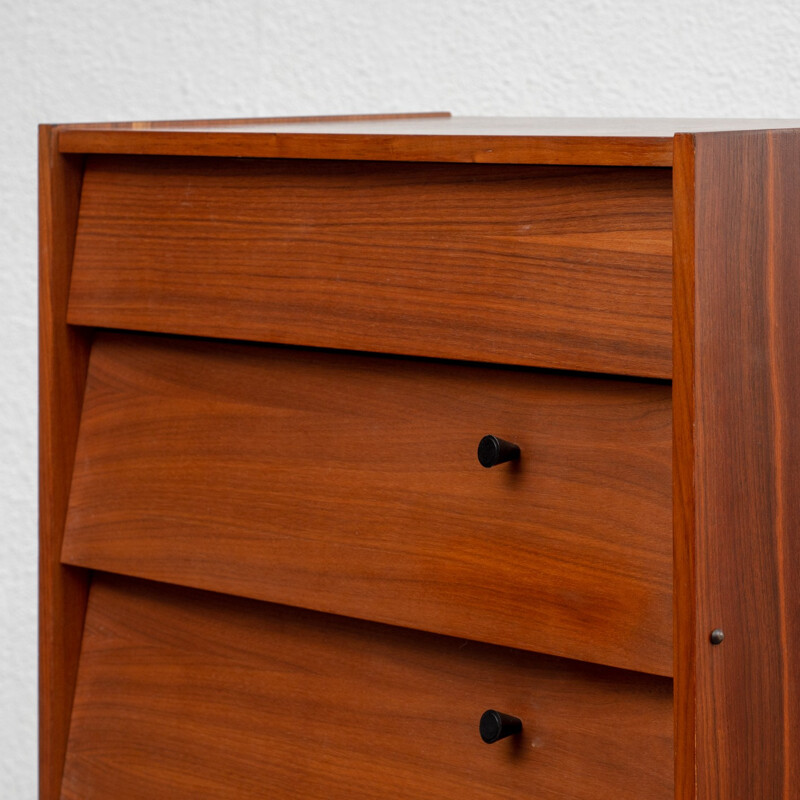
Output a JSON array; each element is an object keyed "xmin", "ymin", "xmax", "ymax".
[
  {"xmin": 769, "ymin": 132, "xmax": 800, "ymax": 796},
  {"xmin": 674, "ymin": 129, "xmax": 800, "ymax": 798},
  {"xmin": 38, "ymin": 125, "xmax": 91, "ymax": 800}
]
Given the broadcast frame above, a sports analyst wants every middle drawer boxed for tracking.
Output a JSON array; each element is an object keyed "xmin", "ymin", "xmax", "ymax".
[{"xmin": 62, "ymin": 332, "xmax": 672, "ymax": 675}]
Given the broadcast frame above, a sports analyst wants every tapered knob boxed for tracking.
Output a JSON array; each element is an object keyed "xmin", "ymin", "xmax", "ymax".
[
  {"xmin": 477, "ymin": 435, "xmax": 520, "ymax": 468},
  {"xmin": 479, "ymin": 709, "xmax": 523, "ymax": 743}
]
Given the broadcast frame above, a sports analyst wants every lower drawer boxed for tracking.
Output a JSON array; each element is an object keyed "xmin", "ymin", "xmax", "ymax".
[{"xmin": 61, "ymin": 574, "xmax": 673, "ymax": 800}]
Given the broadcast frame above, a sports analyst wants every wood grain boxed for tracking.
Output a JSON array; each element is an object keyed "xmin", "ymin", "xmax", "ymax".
[
  {"xmin": 672, "ymin": 132, "xmax": 697, "ymax": 800},
  {"xmin": 38, "ymin": 126, "xmax": 92, "ymax": 800},
  {"xmin": 61, "ymin": 573, "xmax": 674, "ymax": 800},
  {"xmin": 673, "ymin": 129, "xmax": 800, "ymax": 798},
  {"xmin": 67, "ymin": 156, "xmax": 673, "ymax": 378},
  {"xmin": 62, "ymin": 332, "xmax": 673, "ymax": 676}
]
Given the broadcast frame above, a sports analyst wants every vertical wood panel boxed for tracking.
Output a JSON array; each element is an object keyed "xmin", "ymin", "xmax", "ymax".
[
  {"xmin": 673, "ymin": 129, "xmax": 800, "ymax": 798},
  {"xmin": 38, "ymin": 125, "xmax": 91, "ymax": 800},
  {"xmin": 672, "ymin": 132, "xmax": 697, "ymax": 800},
  {"xmin": 768, "ymin": 133, "xmax": 800, "ymax": 797}
]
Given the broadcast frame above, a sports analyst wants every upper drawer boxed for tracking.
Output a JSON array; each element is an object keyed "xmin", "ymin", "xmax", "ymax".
[
  {"xmin": 62, "ymin": 332, "xmax": 672, "ymax": 676},
  {"xmin": 67, "ymin": 156, "xmax": 673, "ymax": 378}
]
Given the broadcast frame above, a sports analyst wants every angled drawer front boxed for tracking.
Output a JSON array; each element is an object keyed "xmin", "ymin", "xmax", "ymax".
[
  {"xmin": 61, "ymin": 574, "xmax": 674, "ymax": 800},
  {"xmin": 62, "ymin": 332, "xmax": 672, "ymax": 676},
  {"xmin": 67, "ymin": 155, "xmax": 673, "ymax": 378}
]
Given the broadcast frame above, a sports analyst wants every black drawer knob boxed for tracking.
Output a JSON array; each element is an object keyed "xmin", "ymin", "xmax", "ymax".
[
  {"xmin": 479, "ymin": 709, "xmax": 522, "ymax": 743},
  {"xmin": 477, "ymin": 435, "xmax": 520, "ymax": 468}
]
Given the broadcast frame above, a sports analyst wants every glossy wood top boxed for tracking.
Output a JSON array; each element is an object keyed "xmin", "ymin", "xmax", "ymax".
[{"xmin": 54, "ymin": 112, "xmax": 800, "ymax": 166}]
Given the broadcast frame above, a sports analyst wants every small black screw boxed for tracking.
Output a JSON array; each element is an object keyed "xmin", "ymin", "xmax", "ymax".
[{"xmin": 709, "ymin": 629, "xmax": 725, "ymax": 645}]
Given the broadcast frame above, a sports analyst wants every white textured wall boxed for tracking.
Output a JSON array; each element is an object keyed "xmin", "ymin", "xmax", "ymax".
[{"xmin": 2, "ymin": 0, "xmax": 800, "ymax": 795}]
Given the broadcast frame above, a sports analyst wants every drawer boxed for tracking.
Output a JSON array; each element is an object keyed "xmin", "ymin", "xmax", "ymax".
[
  {"xmin": 67, "ymin": 156, "xmax": 672, "ymax": 378},
  {"xmin": 61, "ymin": 573, "xmax": 674, "ymax": 800},
  {"xmin": 62, "ymin": 332, "xmax": 672, "ymax": 675}
]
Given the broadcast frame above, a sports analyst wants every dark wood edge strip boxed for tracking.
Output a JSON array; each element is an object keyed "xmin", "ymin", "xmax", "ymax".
[
  {"xmin": 56, "ymin": 129, "xmax": 674, "ymax": 166},
  {"xmin": 673, "ymin": 131, "xmax": 697, "ymax": 799},
  {"xmin": 768, "ymin": 130, "xmax": 800, "ymax": 800},
  {"xmin": 38, "ymin": 125, "xmax": 92, "ymax": 800}
]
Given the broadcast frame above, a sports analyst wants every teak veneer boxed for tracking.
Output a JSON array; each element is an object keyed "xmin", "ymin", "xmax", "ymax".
[
  {"xmin": 62, "ymin": 332, "xmax": 672, "ymax": 676},
  {"xmin": 62, "ymin": 574, "xmax": 673, "ymax": 800},
  {"xmin": 68, "ymin": 155, "xmax": 673, "ymax": 378},
  {"xmin": 40, "ymin": 113, "xmax": 800, "ymax": 799}
]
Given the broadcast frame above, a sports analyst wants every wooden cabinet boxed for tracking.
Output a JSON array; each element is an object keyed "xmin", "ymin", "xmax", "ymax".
[{"xmin": 40, "ymin": 113, "xmax": 800, "ymax": 799}]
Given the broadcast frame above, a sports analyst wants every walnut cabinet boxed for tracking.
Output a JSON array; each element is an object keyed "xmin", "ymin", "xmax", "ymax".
[{"xmin": 40, "ymin": 113, "xmax": 800, "ymax": 799}]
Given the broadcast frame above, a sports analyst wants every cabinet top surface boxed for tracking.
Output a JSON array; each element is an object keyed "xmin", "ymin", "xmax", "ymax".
[{"xmin": 53, "ymin": 112, "xmax": 800, "ymax": 166}]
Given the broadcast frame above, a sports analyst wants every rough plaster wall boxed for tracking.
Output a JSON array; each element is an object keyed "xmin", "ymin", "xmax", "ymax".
[{"xmin": 2, "ymin": 0, "xmax": 800, "ymax": 794}]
